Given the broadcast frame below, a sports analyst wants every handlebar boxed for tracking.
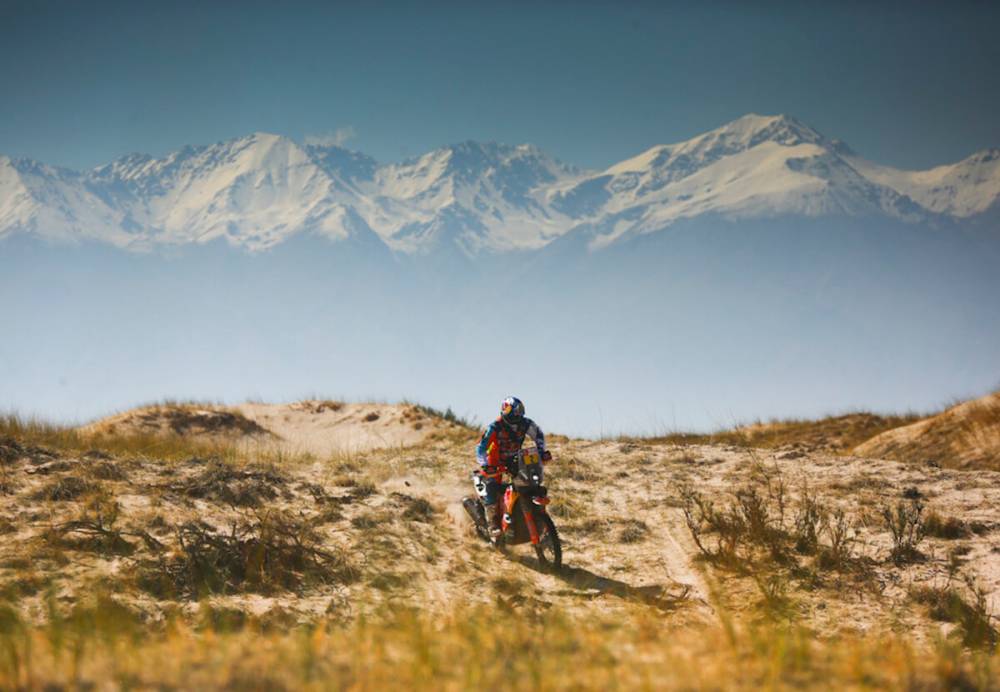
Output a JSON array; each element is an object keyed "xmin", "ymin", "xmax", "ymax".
[{"xmin": 480, "ymin": 449, "xmax": 553, "ymax": 475}]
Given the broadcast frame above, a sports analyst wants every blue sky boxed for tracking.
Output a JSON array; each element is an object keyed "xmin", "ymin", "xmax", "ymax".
[{"xmin": 1, "ymin": 1, "xmax": 998, "ymax": 171}]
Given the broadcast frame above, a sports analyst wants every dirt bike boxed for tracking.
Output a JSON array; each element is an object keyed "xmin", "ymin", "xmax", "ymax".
[{"xmin": 463, "ymin": 447, "xmax": 562, "ymax": 571}]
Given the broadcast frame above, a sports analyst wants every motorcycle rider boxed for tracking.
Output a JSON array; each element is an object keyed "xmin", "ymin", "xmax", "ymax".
[{"xmin": 474, "ymin": 396, "xmax": 550, "ymax": 538}]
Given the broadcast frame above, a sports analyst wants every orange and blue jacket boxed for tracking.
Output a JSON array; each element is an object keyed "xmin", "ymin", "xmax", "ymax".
[{"xmin": 476, "ymin": 416, "xmax": 546, "ymax": 470}]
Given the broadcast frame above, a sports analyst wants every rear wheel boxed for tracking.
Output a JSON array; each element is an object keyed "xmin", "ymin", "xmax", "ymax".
[{"xmin": 534, "ymin": 512, "xmax": 562, "ymax": 571}]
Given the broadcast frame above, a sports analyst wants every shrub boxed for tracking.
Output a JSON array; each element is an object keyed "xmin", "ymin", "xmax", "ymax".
[
  {"xmin": 47, "ymin": 496, "xmax": 163, "ymax": 556},
  {"xmin": 923, "ymin": 511, "xmax": 971, "ymax": 540},
  {"xmin": 792, "ymin": 487, "xmax": 824, "ymax": 555},
  {"xmin": 399, "ymin": 495, "xmax": 436, "ymax": 523},
  {"xmin": 406, "ymin": 403, "xmax": 476, "ymax": 430},
  {"xmin": 172, "ymin": 460, "xmax": 287, "ymax": 508},
  {"xmin": 882, "ymin": 498, "xmax": 926, "ymax": 564},
  {"xmin": 136, "ymin": 512, "xmax": 356, "ymax": 599},
  {"xmin": 32, "ymin": 475, "xmax": 95, "ymax": 501},
  {"xmin": 618, "ymin": 519, "xmax": 649, "ymax": 544},
  {"xmin": 911, "ymin": 576, "xmax": 997, "ymax": 649},
  {"xmin": 84, "ymin": 459, "xmax": 129, "ymax": 481},
  {"xmin": 815, "ymin": 509, "xmax": 855, "ymax": 571}
]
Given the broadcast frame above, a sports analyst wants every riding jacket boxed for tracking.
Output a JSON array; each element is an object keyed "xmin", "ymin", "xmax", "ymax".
[{"xmin": 476, "ymin": 416, "xmax": 546, "ymax": 470}]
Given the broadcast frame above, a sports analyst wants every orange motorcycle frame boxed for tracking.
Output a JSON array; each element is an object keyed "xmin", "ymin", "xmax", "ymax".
[{"xmin": 501, "ymin": 485, "xmax": 541, "ymax": 545}]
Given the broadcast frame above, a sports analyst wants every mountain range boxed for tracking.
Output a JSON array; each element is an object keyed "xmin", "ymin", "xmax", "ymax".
[
  {"xmin": 2, "ymin": 114, "xmax": 998, "ymax": 256},
  {"xmin": 2, "ymin": 114, "xmax": 999, "ymax": 436}
]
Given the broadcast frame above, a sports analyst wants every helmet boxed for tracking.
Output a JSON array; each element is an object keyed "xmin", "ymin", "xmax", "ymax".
[{"xmin": 500, "ymin": 396, "xmax": 525, "ymax": 424}]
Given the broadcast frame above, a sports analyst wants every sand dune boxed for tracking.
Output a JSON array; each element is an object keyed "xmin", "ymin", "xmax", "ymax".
[
  {"xmin": 81, "ymin": 400, "xmax": 465, "ymax": 455},
  {"xmin": 855, "ymin": 391, "xmax": 1000, "ymax": 469}
]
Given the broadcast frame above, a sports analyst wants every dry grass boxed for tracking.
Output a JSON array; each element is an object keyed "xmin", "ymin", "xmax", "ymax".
[
  {"xmin": 627, "ymin": 412, "xmax": 921, "ymax": 453},
  {"xmin": 0, "ymin": 599, "xmax": 998, "ymax": 690},
  {"xmin": 401, "ymin": 401, "xmax": 477, "ymax": 430},
  {"xmin": 1, "ymin": 414, "xmax": 242, "ymax": 463}
]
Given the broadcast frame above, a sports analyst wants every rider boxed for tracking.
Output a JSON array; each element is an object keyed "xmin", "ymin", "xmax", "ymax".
[{"xmin": 474, "ymin": 396, "xmax": 550, "ymax": 538}]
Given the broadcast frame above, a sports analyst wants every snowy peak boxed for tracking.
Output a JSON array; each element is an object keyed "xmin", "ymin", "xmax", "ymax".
[
  {"xmin": 714, "ymin": 113, "xmax": 826, "ymax": 149},
  {"xmin": 378, "ymin": 140, "xmax": 576, "ymax": 199},
  {"xmin": 607, "ymin": 114, "xmax": 825, "ymax": 176},
  {"xmin": 81, "ymin": 132, "xmax": 378, "ymax": 250},
  {"xmin": 369, "ymin": 140, "xmax": 583, "ymax": 253},
  {"xmin": 847, "ymin": 146, "xmax": 1000, "ymax": 217},
  {"xmin": 1, "ymin": 115, "xmax": 997, "ymax": 254},
  {"xmin": 564, "ymin": 112, "xmax": 921, "ymax": 246}
]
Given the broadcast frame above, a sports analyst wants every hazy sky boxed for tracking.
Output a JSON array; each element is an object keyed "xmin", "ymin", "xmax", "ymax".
[{"xmin": 1, "ymin": 1, "xmax": 998, "ymax": 171}]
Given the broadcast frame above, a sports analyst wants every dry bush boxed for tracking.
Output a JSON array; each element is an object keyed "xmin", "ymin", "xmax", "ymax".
[
  {"xmin": 0, "ymin": 474, "xmax": 17, "ymax": 496},
  {"xmin": 547, "ymin": 495, "xmax": 583, "ymax": 520},
  {"xmin": 679, "ymin": 476, "xmax": 790, "ymax": 566},
  {"xmin": 882, "ymin": 498, "xmax": 926, "ymax": 564},
  {"xmin": 923, "ymin": 511, "xmax": 971, "ymax": 540},
  {"xmin": 46, "ymin": 496, "xmax": 162, "ymax": 557},
  {"xmin": 133, "ymin": 406, "xmax": 270, "ymax": 437},
  {"xmin": 815, "ymin": 509, "xmax": 857, "ymax": 572},
  {"xmin": 735, "ymin": 484, "xmax": 787, "ymax": 561},
  {"xmin": 681, "ymin": 471, "xmax": 878, "ymax": 599},
  {"xmin": 792, "ymin": 486, "xmax": 824, "ymax": 555},
  {"xmin": 31, "ymin": 475, "xmax": 96, "ymax": 501},
  {"xmin": 562, "ymin": 457, "xmax": 601, "ymax": 482},
  {"xmin": 911, "ymin": 575, "xmax": 998, "ymax": 649},
  {"xmin": 403, "ymin": 402, "xmax": 477, "ymax": 429},
  {"xmin": 0, "ymin": 572, "xmax": 51, "ymax": 600},
  {"xmin": 0, "ymin": 437, "xmax": 23, "ymax": 495},
  {"xmin": 83, "ymin": 459, "xmax": 129, "ymax": 481},
  {"xmin": 680, "ymin": 486, "xmax": 753, "ymax": 567},
  {"xmin": 563, "ymin": 517, "xmax": 611, "ymax": 538},
  {"xmin": 618, "ymin": 519, "xmax": 649, "ymax": 544},
  {"xmin": 393, "ymin": 493, "xmax": 436, "ymax": 523},
  {"xmin": 301, "ymin": 400, "xmax": 344, "ymax": 414},
  {"xmin": 172, "ymin": 459, "xmax": 288, "ymax": 507},
  {"xmin": 347, "ymin": 480, "xmax": 376, "ymax": 500},
  {"xmin": 752, "ymin": 572, "xmax": 794, "ymax": 619},
  {"xmin": 136, "ymin": 511, "xmax": 356, "ymax": 599}
]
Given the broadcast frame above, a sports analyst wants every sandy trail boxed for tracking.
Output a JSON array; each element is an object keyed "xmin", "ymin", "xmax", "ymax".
[{"xmin": 659, "ymin": 507, "xmax": 716, "ymax": 615}]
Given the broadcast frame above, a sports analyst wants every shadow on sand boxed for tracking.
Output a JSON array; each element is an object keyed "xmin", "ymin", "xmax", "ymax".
[{"xmin": 508, "ymin": 553, "xmax": 692, "ymax": 613}]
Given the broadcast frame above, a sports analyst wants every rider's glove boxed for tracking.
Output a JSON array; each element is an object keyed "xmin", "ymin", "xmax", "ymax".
[{"xmin": 542, "ymin": 451, "xmax": 552, "ymax": 462}]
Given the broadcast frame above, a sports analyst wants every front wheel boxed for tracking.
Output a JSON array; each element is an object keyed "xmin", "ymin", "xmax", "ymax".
[{"xmin": 534, "ymin": 512, "xmax": 562, "ymax": 572}]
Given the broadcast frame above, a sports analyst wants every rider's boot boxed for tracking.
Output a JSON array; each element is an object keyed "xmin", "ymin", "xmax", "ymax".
[{"xmin": 485, "ymin": 503, "xmax": 502, "ymax": 540}]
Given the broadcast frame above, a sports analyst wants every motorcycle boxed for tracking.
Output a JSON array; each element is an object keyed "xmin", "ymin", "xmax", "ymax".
[{"xmin": 463, "ymin": 447, "xmax": 562, "ymax": 571}]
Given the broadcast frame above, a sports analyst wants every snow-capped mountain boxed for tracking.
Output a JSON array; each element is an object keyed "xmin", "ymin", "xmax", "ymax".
[
  {"xmin": 368, "ymin": 141, "xmax": 584, "ymax": 253},
  {"xmin": 1, "ymin": 114, "xmax": 997, "ymax": 255},
  {"xmin": 847, "ymin": 147, "xmax": 1000, "ymax": 217}
]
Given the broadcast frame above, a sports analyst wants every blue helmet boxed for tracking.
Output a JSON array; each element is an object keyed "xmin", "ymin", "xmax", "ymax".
[{"xmin": 501, "ymin": 396, "xmax": 525, "ymax": 424}]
